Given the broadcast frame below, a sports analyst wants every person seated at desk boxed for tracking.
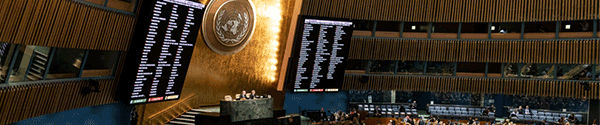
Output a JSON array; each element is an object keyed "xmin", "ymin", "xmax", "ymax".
[
  {"xmin": 415, "ymin": 118, "xmax": 425, "ymax": 125},
  {"xmin": 236, "ymin": 90, "xmax": 249, "ymax": 100},
  {"xmin": 429, "ymin": 115, "xmax": 438, "ymax": 123},
  {"xmin": 410, "ymin": 101, "xmax": 417, "ymax": 109},
  {"xmin": 403, "ymin": 116, "xmax": 412, "ymax": 123},
  {"xmin": 517, "ymin": 106, "xmax": 524, "ymax": 114},
  {"xmin": 558, "ymin": 116, "xmax": 567, "ymax": 124},
  {"xmin": 467, "ymin": 117, "xmax": 474, "ymax": 124},
  {"xmin": 509, "ymin": 109, "xmax": 519, "ymax": 118},
  {"xmin": 568, "ymin": 113, "xmax": 578, "ymax": 124},
  {"xmin": 482, "ymin": 108, "xmax": 490, "ymax": 116},
  {"xmin": 523, "ymin": 105, "xmax": 531, "ymax": 115},
  {"xmin": 468, "ymin": 117, "xmax": 480, "ymax": 125},
  {"xmin": 333, "ymin": 111, "xmax": 341, "ymax": 121},
  {"xmin": 487, "ymin": 105, "xmax": 496, "ymax": 113},
  {"xmin": 502, "ymin": 119, "xmax": 513, "ymax": 125},
  {"xmin": 249, "ymin": 90, "xmax": 258, "ymax": 99}
]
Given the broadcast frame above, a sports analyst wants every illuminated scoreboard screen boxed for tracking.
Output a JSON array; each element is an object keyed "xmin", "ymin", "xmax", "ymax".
[
  {"xmin": 116, "ymin": 0, "xmax": 204, "ymax": 104},
  {"xmin": 288, "ymin": 16, "xmax": 354, "ymax": 93}
]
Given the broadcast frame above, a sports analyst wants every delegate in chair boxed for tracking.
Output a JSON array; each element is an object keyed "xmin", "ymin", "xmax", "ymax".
[
  {"xmin": 237, "ymin": 90, "xmax": 249, "ymax": 100},
  {"xmin": 249, "ymin": 90, "xmax": 259, "ymax": 99}
]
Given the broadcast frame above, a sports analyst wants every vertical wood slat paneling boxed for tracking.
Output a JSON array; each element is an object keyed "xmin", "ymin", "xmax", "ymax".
[
  {"xmin": 0, "ymin": 87, "xmax": 14, "ymax": 125},
  {"xmin": 0, "ymin": 0, "xmax": 134, "ymax": 51},
  {"xmin": 23, "ymin": 85, "xmax": 38, "ymax": 121},
  {"xmin": 16, "ymin": 87, "xmax": 29, "ymax": 123},
  {"xmin": 35, "ymin": 85, "xmax": 49, "ymax": 118},
  {"xmin": 0, "ymin": 0, "xmax": 12, "ymax": 40},
  {"xmin": 2, "ymin": 0, "xmax": 26, "ymax": 43},
  {"xmin": 348, "ymin": 38, "xmax": 599, "ymax": 64},
  {"xmin": 3, "ymin": 89, "xmax": 22, "ymax": 124},
  {"xmin": 0, "ymin": 89, "xmax": 6, "ymax": 124},
  {"xmin": 3, "ymin": 87, "xmax": 15, "ymax": 124},
  {"xmin": 26, "ymin": 0, "xmax": 51, "ymax": 45},
  {"xmin": 48, "ymin": 0, "xmax": 67, "ymax": 47},
  {"xmin": 343, "ymin": 75, "xmax": 599, "ymax": 100},
  {"xmin": 300, "ymin": 0, "xmax": 600, "ymax": 22},
  {"xmin": 13, "ymin": 0, "xmax": 37, "ymax": 45},
  {"xmin": 39, "ymin": 0, "xmax": 61, "ymax": 46}
]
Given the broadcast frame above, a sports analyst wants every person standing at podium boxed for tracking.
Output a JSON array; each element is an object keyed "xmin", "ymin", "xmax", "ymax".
[{"xmin": 237, "ymin": 90, "xmax": 249, "ymax": 100}]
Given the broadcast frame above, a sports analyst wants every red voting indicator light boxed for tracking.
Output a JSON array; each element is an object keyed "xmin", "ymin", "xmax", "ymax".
[
  {"xmin": 310, "ymin": 89, "xmax": 323, "ymax": 92},
  {"xmin": 149, "ymin": 97, "xmax": 164, "ymax": 102}
]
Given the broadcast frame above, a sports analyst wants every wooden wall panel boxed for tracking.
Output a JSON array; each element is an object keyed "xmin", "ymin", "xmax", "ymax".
[
  {"xmin": 344, "ymin": 75, "xmax": 600, "ymax": 100},
  {"xmin": 0, "ymin": 0, "xmax": 134, "ymax": 51},
  {"xmin": 349, "ymin": 37, "xmax": 599, "ymax": 64},
  {"xmin": 0, "ymin": 51, "xmax": 127, "ymax": 124},
  {"xmin": 0, "ymin": 79, "xmax": 119, "ymax": 124},
  {"xmin": 300, "ymin": 0, "xmax": 600, "ymax": 22}
]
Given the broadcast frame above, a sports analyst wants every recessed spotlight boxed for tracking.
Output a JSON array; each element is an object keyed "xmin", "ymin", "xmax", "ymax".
[
  {"xmin": 411, "ymin": 25, "xmax": 416, "ymax": 30},
  {"xmin": 565, "ymin": 24, "xmax": 571, "ymax": 30},
  {"xmin": 491, "ymin": 26, "xmax": 496, "ymax": 31}
]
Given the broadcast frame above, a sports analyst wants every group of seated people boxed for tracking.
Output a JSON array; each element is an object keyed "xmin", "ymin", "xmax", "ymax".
[
  {"xmin": 235, "ymin": 90, "xmax": 262, "ymax": 100},
  {"xmin": 317, "ymin": 108, "xmax": 361, "ymax": 123},
  {"xmin": 509, "ymin": 105, "xmax": 579, "ymax": 124},
  {"xmin": 400, "ymin": 116, "xmax": 443, "ymax": 125},
  {"xmin": 374, "ymin": 101, "xmax": 418, "ymax": 117},
  {"xmin": 557, "ymin": 115, "xmax": 579, "ymax": 125},
  {"xmin": 482, "ymin": 105, "xmax": 496, "ymax": 115},
  {"xmin": 509, "ymin": 106, "xmax": 532, "ymax": 116},
  {"xmin": 386, "ymin": 115, "xmax": 479, "ymax": 125}
]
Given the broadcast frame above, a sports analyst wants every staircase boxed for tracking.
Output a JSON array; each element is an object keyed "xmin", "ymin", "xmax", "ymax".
[
  {"xmin": 26, "ymin": 50, "xmax": 49, "ymax": 81},
  {"xmin": 165, "ymin": 108, "xmax": 201, "ymax": 125},
  {"xmin": 539, "ymin": 65, "xmax": 556, "ymax": 79},
  {"xmin": 519, "ymin": 63, "xmax": 533, "ymax": 77},
  {"xmin": 558, "ymin": 64, "xmax": 590, "ymax": 80}
]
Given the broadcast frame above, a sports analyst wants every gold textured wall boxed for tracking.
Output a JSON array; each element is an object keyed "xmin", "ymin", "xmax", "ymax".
[{"xmin": 138, "ymin": 0, "xmax": 299, "ymax": 124}]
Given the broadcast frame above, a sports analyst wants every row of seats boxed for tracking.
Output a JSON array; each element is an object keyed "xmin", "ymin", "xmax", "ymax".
[
  {"xmin": 355, "ymin": 104, "xmax": 418, "ymax": 117},
  {"xmin": 507, "ymin": 108, "xmax": 585, "ymax": 123},
  {"xmin": 426, "ymin": 105, "xmax": 587, "ymax": 123},
  {"xmin": 428, "ymin": 105, "xmax": 494, "ymax": 117}
]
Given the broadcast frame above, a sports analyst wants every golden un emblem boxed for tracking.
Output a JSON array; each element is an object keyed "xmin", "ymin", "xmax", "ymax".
[{"xmin": 202, "ymin": 0, "xmax": 255, "ymax": 55}]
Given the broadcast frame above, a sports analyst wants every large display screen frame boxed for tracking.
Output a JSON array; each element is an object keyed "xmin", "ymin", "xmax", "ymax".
[
  {"xmin": 286, "ymin": 16, "xmax": 354, "ymax": 93},
  {"xmin": 115, "ymin": 0, "xmax": 205, "ymax": 104}
]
